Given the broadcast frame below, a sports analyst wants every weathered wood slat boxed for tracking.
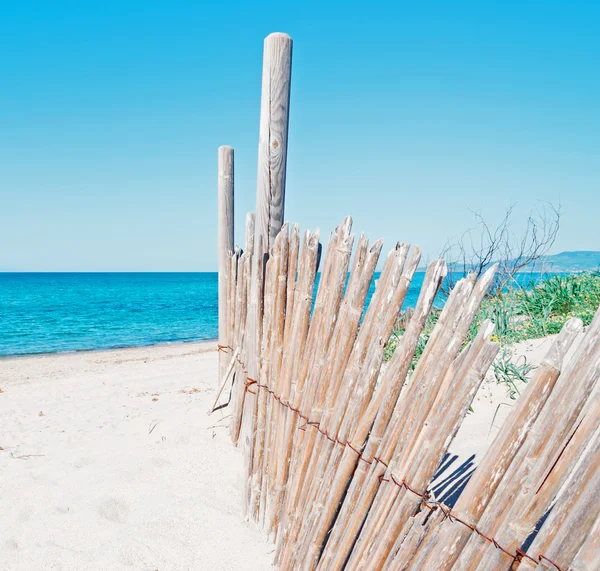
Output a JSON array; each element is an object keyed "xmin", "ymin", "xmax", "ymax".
[
  {"xmin": 569, "ymin": 512, "xmax": 600, "ymax": 570},
  {"xmin": 362, "ymin": 327, "xmax": 500, "ymax": 570},
  {"xmin": 320, "ymin": 274, "xmax": 476, "ymax": 571},
  {"xmin": 408, "ymin": 317, "xmax": 584, "ymax": 571},
  {"xmin": 258, "ymin": 223, "xmax": 297, "ymax": 527},
  {"xmin": 241, "ymin": 237, "xmax": 265, "ymax": 519},
  {"xmin": 476, "ymin": 362, "xmax": 600, "ymax": 570},
  {"xmin": 317, "ymin": 259, "xmax": 447, "ymax": 571},
  {"xmin": 345, "ymin": 270, "xmax": 491, "ymax": 569},
  {"xmin": 297, "ymin": 245, "xmax": 422, "ymax": 569},
  {"xmin": 522, "ymin": 433, "xmax": 600, "ymax": 571},
  {"xmin": 250, "ymin": 228, "xmax": 288, "ymax": 520},
  {"xmin": 388, "ymin": 508, "xmax": 444, "ymax": 571},
  {"xmin": 274, "ymin": 222, "xmax": 359, "ymax": 556},
  {"xmin": 267, "ymin": 229, "xmax": 320, "ymax": 538},
  {"xmin": 275, "ymin": 234, "xmax": 380, "ymax": 564},
  {"xmin": 228, "ymin": 250, "xmax": 246, "ymax": 443},
  {"xmin": 218, "ymin": 146, "xmax": 235, "ymax": 384},
  {"xmin": 454, "ymin": 305, "xmax": 600, "ymax": 570}
]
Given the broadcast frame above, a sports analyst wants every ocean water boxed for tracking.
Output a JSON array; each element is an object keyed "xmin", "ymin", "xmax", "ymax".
[
  {"xmin": 0, "ymin": 273, "xmax": 219, "ymax": 357},
  {"xmin": 0, "ymin": 271, "xmax": 435, "ymax": 357}
]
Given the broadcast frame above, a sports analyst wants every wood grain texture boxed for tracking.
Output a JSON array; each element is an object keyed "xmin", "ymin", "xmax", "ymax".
[
  {"xmin": 269, "ymin": 229, "xmax": 320, "ymax": 539},
  {"xmin": 218, "ymin": 146, "xmax": 234, "ymax": 383},
  {"xmin": 569, "ymin": 512, "xmax": 600, "ymax": 570},
  {"xmin": 454, "ymin": 306, "xmax": 600, "ymax": 570},
  {"xmin": 249, "ymin": 235, "xmax": 278, "ymax": 520},
  {"xmin": 254, "ymin": 33, "xmax": 293, "ymax": 255},
  {"xmin": 388, "ymin": 508, "xmax": 444, "ymax": 571},
  {"xmin": 320, "ymin": 275, "xmax": 476, "ymax": 571},
  {"xmin": 345, "ymin": 270, "xmax": 493, "ymax": 570},
  {"xmin": 241, "ymin": 237, "xmax": 265, "ymax": 519},
  {"xmin": 228, "ymin": 251, "xmax": 248, "ymax": 445},
  {"xmin": 275, "ymin": 224, "xmax": 357, "ymax": 560},
  {"xmin": 318, "ymin": 260, "xmax": 447, "ymax": 571},
  {"xmin": 282, "ymin": 236, "xmax": 375, "ymax": 563},
  {"xmin": 298, "ymin": 245, "xmax": 423, "ymax": 569},
  {"xmin": 245, "ymin": 211, "xmax": 255, "ymax": 255},
  {"xmin": 518, "ymin": 429, "xmax": 600, "ymax": 571},
  {"xmin": 363, "ymin": 330, "xmax": 500, "ymax": 570},
  {"xmin": 411, "ymin": 318, "xmax": 584, "ymax": 571}
]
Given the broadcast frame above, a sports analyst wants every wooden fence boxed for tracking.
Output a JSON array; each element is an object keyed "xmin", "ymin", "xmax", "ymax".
[
  {"xmin": 215, "ymin": 218, "xmax": 600, "ymax": 571},
  {"xmin": 213, "ymin": 32, "xmax": 600, "ymax": 571}
]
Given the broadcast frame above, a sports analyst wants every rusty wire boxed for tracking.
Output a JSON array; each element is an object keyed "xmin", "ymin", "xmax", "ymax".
[{"xmin": 219, "ymin": 345, "xmax": 563, "ymax": 571}]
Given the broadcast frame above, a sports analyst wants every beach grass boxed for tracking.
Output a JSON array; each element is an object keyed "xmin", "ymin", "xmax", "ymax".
[{"xmin": 386, "ymin": 270, "xmax": 600, "ymax": 394}]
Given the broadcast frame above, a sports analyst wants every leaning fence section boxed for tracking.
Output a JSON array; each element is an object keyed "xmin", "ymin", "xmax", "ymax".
[
  {"xmin": 214, "ymin": 216, "xmax": 600, "ymax": 571},
  {"xmin": 214, "ymin": 32, "xmax": 600, "ymax": 571}
]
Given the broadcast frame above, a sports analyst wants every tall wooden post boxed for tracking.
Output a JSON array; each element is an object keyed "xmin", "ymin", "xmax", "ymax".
[
  {"xmin": 254, "ymin": 32, "xmax": 293, "ymax": 255},
  {"xmin": 242, "ymin": 32, "xmax": 293, "ymax": 516},
  {"xmin": 218, "ymin": 145, "xmax": 234, "ymax": 383}
]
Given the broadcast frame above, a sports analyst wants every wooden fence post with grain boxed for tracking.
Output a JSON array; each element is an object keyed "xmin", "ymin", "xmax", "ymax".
[
  {"xmin": 254, "ymin": 32, "xmax": 293, "ymax": 250},
  {"xmin": 217, "ymin": 145, "xmax": 234, "ymax": 384}
]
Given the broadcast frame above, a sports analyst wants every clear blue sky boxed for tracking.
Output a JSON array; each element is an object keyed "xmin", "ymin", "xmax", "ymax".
[{"xmin": 1, "ymin": 0, "xmax": 598, "ymax": 271}]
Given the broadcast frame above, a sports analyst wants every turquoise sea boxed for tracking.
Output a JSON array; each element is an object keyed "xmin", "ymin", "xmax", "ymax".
[
  {"xmin": 0, "ymin": 273, "xmax": 219, "ymax": 357},
  {"xmin": 0, "ymin": 272, "xmax": 439, "ymax": 357}
]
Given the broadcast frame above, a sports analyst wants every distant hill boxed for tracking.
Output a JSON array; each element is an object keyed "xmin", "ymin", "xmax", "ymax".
[
  {"xmin": 532, "ymin": 251, "xmax": 600, "ymax": 272},
  {"xmin": 435, "ymin": 251, "xmax": 600, "ymax": 274}
]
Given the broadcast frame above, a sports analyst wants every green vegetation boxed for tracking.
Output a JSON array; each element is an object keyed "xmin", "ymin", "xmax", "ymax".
[
  {"xmin": 492, "ymin": 350, "xmax": 536, "ymax": 400},
  {"xmin": 478, "ymin": 271, "xmax": 600, "ymax": 343},
  {"xmin": 386, "ymin": 271, "xmax": 600, "ymax": 396}
]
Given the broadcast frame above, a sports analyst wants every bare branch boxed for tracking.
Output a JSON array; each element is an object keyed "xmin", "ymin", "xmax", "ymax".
[{"xmin": 440, "ymin": 202, "xmax": 561, "ymax": 297}]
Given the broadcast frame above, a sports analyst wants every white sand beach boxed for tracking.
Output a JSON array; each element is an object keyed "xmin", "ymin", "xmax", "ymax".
[
  {"xmin": 0, "ymin": 334, "xmax": 573, "ymax": 570},
  {"xmin": 0, "ymin": 343, "xmax": 272, "ymax": 571}
]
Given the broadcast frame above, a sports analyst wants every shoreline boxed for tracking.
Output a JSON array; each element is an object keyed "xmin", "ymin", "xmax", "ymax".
[{"xmin": 0, "ymin": 337, "xmax": 218, "ymax": 362}]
